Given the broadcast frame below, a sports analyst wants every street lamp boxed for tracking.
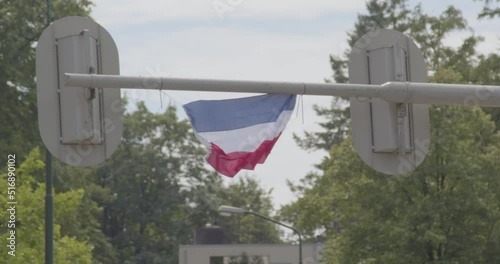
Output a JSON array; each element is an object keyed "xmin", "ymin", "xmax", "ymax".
[{"xmin": 218, "ymin": 205, "xmax": 303, "ymax": 264}]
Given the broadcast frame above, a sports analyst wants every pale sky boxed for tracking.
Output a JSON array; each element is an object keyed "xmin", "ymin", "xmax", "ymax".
[{"xmin": 91, "ymin": 0, "xmax": 498, "ymax": 209}]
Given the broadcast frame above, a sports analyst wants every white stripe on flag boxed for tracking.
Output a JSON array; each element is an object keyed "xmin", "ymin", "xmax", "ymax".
[{"xmin": 195, "ymin": 109, "xmax": 294, "ymax": 153}]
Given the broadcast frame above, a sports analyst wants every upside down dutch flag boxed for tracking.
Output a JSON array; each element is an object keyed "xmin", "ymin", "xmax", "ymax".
[{"xmin": 183, "ymin": 94, "xmax": 296, "ymax": 177}]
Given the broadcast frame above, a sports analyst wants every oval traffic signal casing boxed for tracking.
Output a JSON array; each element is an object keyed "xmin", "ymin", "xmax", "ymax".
[
  {"xmin": 349, "ymin": 29, "xmax": 430, "ymax": 175},
  {"xmin": 37, "ymin": 17, "xmax": 122, "ymax": 166}
]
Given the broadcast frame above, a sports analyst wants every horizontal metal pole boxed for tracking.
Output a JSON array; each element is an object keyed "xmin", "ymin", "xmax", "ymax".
[
  {"xmin": 65, "ymin": 73, "xmax": 500, "ymax": 107},
  {"xmin": 403, "ymin": 82, "xmax": 500, "ymax": 107},
  {"xmin": 65, "ymin": 73, "xmax": 384, "ymax": 97}
]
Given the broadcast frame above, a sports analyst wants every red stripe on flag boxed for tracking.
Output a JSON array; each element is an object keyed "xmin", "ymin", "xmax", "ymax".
[{"xmin": 207, "ymin": 134, "xmax": 282, "ymax": 177}]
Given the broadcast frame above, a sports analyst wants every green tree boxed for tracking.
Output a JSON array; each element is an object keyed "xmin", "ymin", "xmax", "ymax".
[
  {"xmin": 473, "ymin": 53, "xmax": 500, "ymax": 129},
  {"xmin": 283, "ymin": 70, "xmax": 500, "ymax": 261},
  {"xmin": 287, "ymin": 105, "xmax": 500, "ymax": 263},
  {"xmin": 103, "ymin": 102, "xmax": 215, "ymax": 263},
  {"xmin": 287, "ymin": 0, "xmax": 484, "ymax": 241},
  {"xmin": 50, "ymin": 163, "xmax": 119, "ymax": 263},
  {"xmin": 0, "ymin": 148, "xmax": 93, "ymax": 263},
  {"xmin": 473, "ymin": 1, "xmax": 498, "ymax": 107},
  {"xmin": 283, "ymin": 1, "xmax": 500, "ymax": 262},
  {"xmin": 475, "ymin": 0, "xmax": 500, "ymax": 18}
]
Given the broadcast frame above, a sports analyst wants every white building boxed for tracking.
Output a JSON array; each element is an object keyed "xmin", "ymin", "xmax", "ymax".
[{"xmin": 178, "ymin": 243, "xmax": 323, "ymax": 264}]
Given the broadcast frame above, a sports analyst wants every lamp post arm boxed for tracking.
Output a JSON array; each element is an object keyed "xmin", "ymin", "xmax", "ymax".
[
  {"xmin": 246, "ymin": 211, "xmax": 303, "ymax": 264},
  {"xmin": 246, "ymin": 211, "xmax": 302, "ymax": 239}
]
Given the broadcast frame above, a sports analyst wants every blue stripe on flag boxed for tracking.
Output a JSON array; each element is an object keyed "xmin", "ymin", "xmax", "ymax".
[{"xmin": 183, "ymin": 94, "xmax": 296, "ymax": 132}]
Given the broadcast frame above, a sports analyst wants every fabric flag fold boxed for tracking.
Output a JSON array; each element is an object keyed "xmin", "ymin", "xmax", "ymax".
[{"xmin": 183, "ymin": 94, "xmax": 296, "ymax": 177}]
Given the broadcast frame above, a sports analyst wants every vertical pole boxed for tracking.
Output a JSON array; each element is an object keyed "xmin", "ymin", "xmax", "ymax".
[
  {"xmin": 299, "ymin": 234, "xmax": 302, "ymax": 264},
  {"xmin": 46, "ymin": 0, "xmax": 52, "ymax": 25},
  {"xmin": 45, "ymin": 150, "xmax": 53, "ymax": 264},
  {"xmin": 45, "ymin": 1, "xmax": 53, "ymax": 264}
]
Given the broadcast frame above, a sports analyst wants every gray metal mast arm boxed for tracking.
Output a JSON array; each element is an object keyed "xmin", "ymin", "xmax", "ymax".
[{"xmin": 65, "ymin": 73, "xmax": 500, "ymax": 107}]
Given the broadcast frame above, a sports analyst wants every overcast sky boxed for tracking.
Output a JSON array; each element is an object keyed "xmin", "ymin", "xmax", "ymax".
[{"xmin": 91, "ymin": 0, "xmax": 499, "ymax": 209}]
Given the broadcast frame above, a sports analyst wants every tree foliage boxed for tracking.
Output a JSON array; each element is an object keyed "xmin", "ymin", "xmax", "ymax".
[
  {"xmin": 284, "ymin": 0, "xmax": 500, "ymax": 262},
  {"xmin": 0, "ymin": 148, "xmax": 93, "ymax": 263},
  {"xmin": 50, "ymin": 162, "xmax": 119, "ymax": 263},
  {"xmin": 100, "ymin": 102, "xmax": 212, "ymax": 263},
  {"xmin": 475, "ymin": 0, "xmax": 500, "ymax": 18},
  {"xmin": 285, "ymin": 104, "xmax": 500, "ymax": 263}
]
